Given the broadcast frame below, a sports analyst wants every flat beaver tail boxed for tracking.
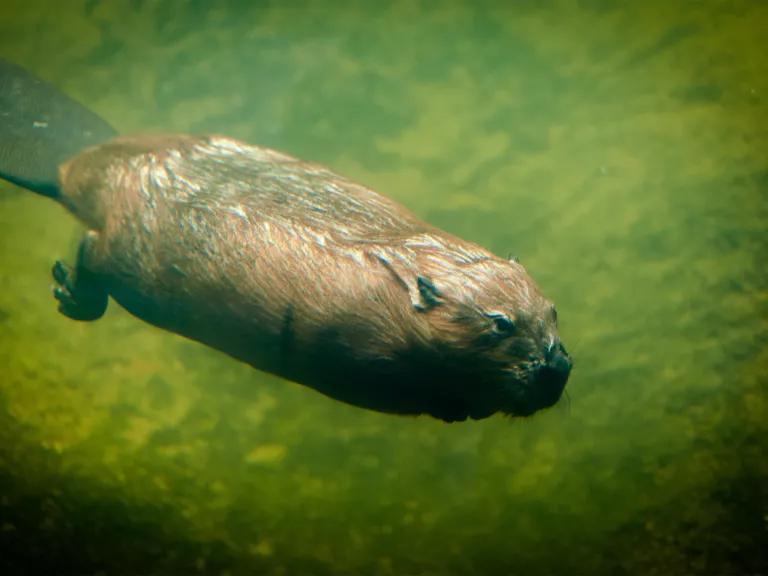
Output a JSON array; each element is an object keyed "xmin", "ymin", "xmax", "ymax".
[{"xmin": 0, "ymin": 59, "xmax": 117, "ymax": 198}]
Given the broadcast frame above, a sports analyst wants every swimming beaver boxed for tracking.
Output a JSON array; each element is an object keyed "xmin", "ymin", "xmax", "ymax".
[{"xmin": 0, "ymin": 59, "xmax": 571, "ymax": 422}]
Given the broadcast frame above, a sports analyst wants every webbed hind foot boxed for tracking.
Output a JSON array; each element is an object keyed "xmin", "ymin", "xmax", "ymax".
[{"xmin": 52, "ymin": 259, "xmax": 108, "ymax": 321}]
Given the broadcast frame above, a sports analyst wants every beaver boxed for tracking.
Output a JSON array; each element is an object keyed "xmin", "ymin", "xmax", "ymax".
[{"xmin": 0, "ymin": 59, "xmax": 571, "ymax": 422}]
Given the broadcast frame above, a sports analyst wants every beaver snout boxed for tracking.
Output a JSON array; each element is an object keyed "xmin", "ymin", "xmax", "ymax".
[{"xmin": 528, "ymin": 341, "xmax": 572, "ymax": 411}]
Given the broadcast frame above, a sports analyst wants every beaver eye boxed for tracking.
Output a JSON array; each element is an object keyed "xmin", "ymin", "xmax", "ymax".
[{"xmin": 486, "ymin": 311, "xmax": 516, "ymax": 335}]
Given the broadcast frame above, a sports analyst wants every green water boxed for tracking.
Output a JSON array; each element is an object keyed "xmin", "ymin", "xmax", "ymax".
[{"xmin": 1, "ymin": 1, "xmax": 766, "ymax": 574}]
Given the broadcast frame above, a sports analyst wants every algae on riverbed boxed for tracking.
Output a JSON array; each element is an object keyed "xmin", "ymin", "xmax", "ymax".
[{"xmin": 0, "ymin": 1, "xmax": 766, "ymax": 574}]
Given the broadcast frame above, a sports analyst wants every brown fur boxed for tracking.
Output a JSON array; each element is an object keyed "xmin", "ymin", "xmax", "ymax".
[{"xmin": 58, "ymin": 134, "xmax": 570, "ymax": 422}]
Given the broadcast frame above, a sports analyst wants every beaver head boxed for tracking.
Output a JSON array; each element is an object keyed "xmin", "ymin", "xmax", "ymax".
[{"xmin": 375, "ymin": 236, "xmax": 572, "ymax": 420}]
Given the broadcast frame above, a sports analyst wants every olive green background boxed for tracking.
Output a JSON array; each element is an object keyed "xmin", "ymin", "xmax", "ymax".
[{"xmin": 0, "ymin": 1, "xmax": 766, "ymax": 574}]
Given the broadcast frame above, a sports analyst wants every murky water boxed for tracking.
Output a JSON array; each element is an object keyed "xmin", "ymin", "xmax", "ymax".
[{"xmin": 1, "ymin": 1, "xmax": 766, "ymax": 574}]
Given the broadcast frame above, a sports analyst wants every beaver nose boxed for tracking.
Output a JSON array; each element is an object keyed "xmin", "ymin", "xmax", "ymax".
[{"xmin": 531, "ymin": 341, "xmax": 572, "ymax": 409}]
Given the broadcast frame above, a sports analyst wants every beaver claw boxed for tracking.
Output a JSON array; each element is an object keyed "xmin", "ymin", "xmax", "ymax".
[
  {"xmin": 52, "ymin": 259, "xmax": 108, "ymax": 321},
  {"xmin": 52, "ymin": 260, "xmax": 73, "ymax": 288}
]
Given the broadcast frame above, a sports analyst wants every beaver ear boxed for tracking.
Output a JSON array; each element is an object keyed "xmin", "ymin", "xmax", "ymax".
[
  {"xmin": 367, "ymin": 249, "xmax": 442, "ymax": 312},
  {"xmin": 415, "ymin": 275, "xmax": 442, "ymax": 311}
]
